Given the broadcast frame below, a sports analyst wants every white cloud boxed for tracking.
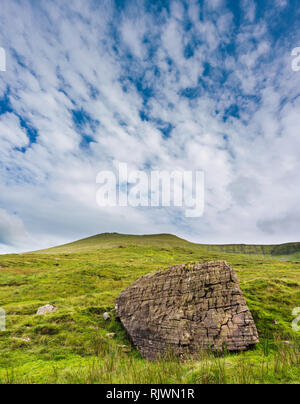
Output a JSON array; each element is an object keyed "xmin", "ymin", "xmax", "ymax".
[
  {"xmin": 0, "ymin": 113, "xmax": 29, "ymax": 152},
  {"xmin": 0, "ymin": 0, "xmax": 299, "ymax": 252},
  {"xmin": 0, "ymin": 208, "xmax": 31, "ymax": 252},
  {"xmin": 275, "ymin": 0, "xmax": 288, "ymax": 8}
]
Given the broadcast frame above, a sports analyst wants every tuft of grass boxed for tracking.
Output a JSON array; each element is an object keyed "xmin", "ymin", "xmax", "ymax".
[{"xmin": 1, "ymin": 338, "xmax": 299, "ymax": 384}]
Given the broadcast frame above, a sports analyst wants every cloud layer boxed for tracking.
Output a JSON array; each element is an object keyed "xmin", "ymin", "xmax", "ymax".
[{"xmin": 0, "ymin": 0, "xmax": 300, "ymax": 252}]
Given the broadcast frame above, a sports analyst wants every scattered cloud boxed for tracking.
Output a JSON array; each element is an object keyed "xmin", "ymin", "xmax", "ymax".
[
  {"xmin": 0, "ymin": 208, "xmax": 31, "ymax": 252},
  {"xmin": 0, "ymin": 0, "xmax": 300, "ymax": 252}
]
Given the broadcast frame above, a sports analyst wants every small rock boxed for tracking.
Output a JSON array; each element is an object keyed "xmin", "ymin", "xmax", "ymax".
[
  {"xmin": 273, "ymin": 320, "xmax": 278, "ymax": 325},
  {"xmin": 36, "ymin": 304, "xmax": 57, "ymax": 315},
  {"xmin": 103, "ymin": 312, "xmax": 110, "ymax": 321},
  {"xmin": 106, "ymin": 333, "xmax": 116, "ymax": 339},
  {"xmin": 283, "ymin": 341, "xmax": 292, "ymax": 347},
  {"xmin": 22, "ymin": 338, "xmax": 31, "ymax": 342}
]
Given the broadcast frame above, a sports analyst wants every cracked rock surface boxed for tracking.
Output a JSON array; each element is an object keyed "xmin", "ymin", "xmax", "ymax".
[{"xmin": 116, "ymin": 261, "xmax": 259, "ymax": 360}]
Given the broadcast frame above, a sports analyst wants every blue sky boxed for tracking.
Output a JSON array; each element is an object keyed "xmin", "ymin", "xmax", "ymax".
[{"xmin": 0, "ymin": 0, "xmax": 300, "ymax": 252}]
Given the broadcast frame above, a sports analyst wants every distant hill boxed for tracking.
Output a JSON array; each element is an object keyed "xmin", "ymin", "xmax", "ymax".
[
  {"xmin": 204, "ymin": 242, "xmax": 300, "ymax": 256},
  {"xmin": 34, "ymin": 233, "xmax": 190, "ymax": 254},
  {"xmin": 34, "ymin": 233, "xmax": 300, "ymax": 256}
]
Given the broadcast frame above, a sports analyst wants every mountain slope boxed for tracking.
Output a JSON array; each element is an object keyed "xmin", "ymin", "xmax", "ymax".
[
  {"xmin": 34, "ymin": 233, "xmax": 191, "ymax": 254},
  {"xmin": 34, "ymin": 232, "xmax": 300, "ymax": 256}
]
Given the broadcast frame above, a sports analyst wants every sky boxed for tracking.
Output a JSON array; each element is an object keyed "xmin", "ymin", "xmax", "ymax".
[{"xmin": 0, "ymin": 0, "xmax": 300, "ymax": 253}]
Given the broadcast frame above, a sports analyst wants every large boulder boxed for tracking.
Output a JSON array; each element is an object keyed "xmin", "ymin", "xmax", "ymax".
[{"xmin": 116, "ymin": 261, "xmax": 259, "ymax": 360}]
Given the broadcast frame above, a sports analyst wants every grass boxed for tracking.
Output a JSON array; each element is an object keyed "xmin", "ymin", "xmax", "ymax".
[{"xmin": 0, "ymin": 233, "xmax": 299, "ymax": 384}]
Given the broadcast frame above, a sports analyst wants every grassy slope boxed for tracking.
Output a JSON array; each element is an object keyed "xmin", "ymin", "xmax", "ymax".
[
  {"xmin": 35, "ymin": 232, "xmax": 300, "ymax": 256},
  {"xmin": 0, "ymin": 233, "xmax": 299, "ymax": 384}
]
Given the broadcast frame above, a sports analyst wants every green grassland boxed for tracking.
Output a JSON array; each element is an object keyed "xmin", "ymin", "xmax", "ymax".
[{"xmin": 0, "ymin": 233, "xmax": 299, "ymax": 384}]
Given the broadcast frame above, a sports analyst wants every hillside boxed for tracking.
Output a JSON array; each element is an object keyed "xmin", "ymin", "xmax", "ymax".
[
  {"xmin": 34, "ymin": 233, "xmax": 192, "ymax": 254},
  {"xmin": 33, "ymin": 232, "xmax": 300, "ymax": 256},
  {"xmin": 0, "ymin": 233, "xmax": 299, "ymax": 384}
]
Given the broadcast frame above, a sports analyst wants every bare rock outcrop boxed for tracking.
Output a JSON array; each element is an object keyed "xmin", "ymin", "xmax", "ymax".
[{"xmin": 116, "ymin": 261, "xmax": 259, "ymax": 360}]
